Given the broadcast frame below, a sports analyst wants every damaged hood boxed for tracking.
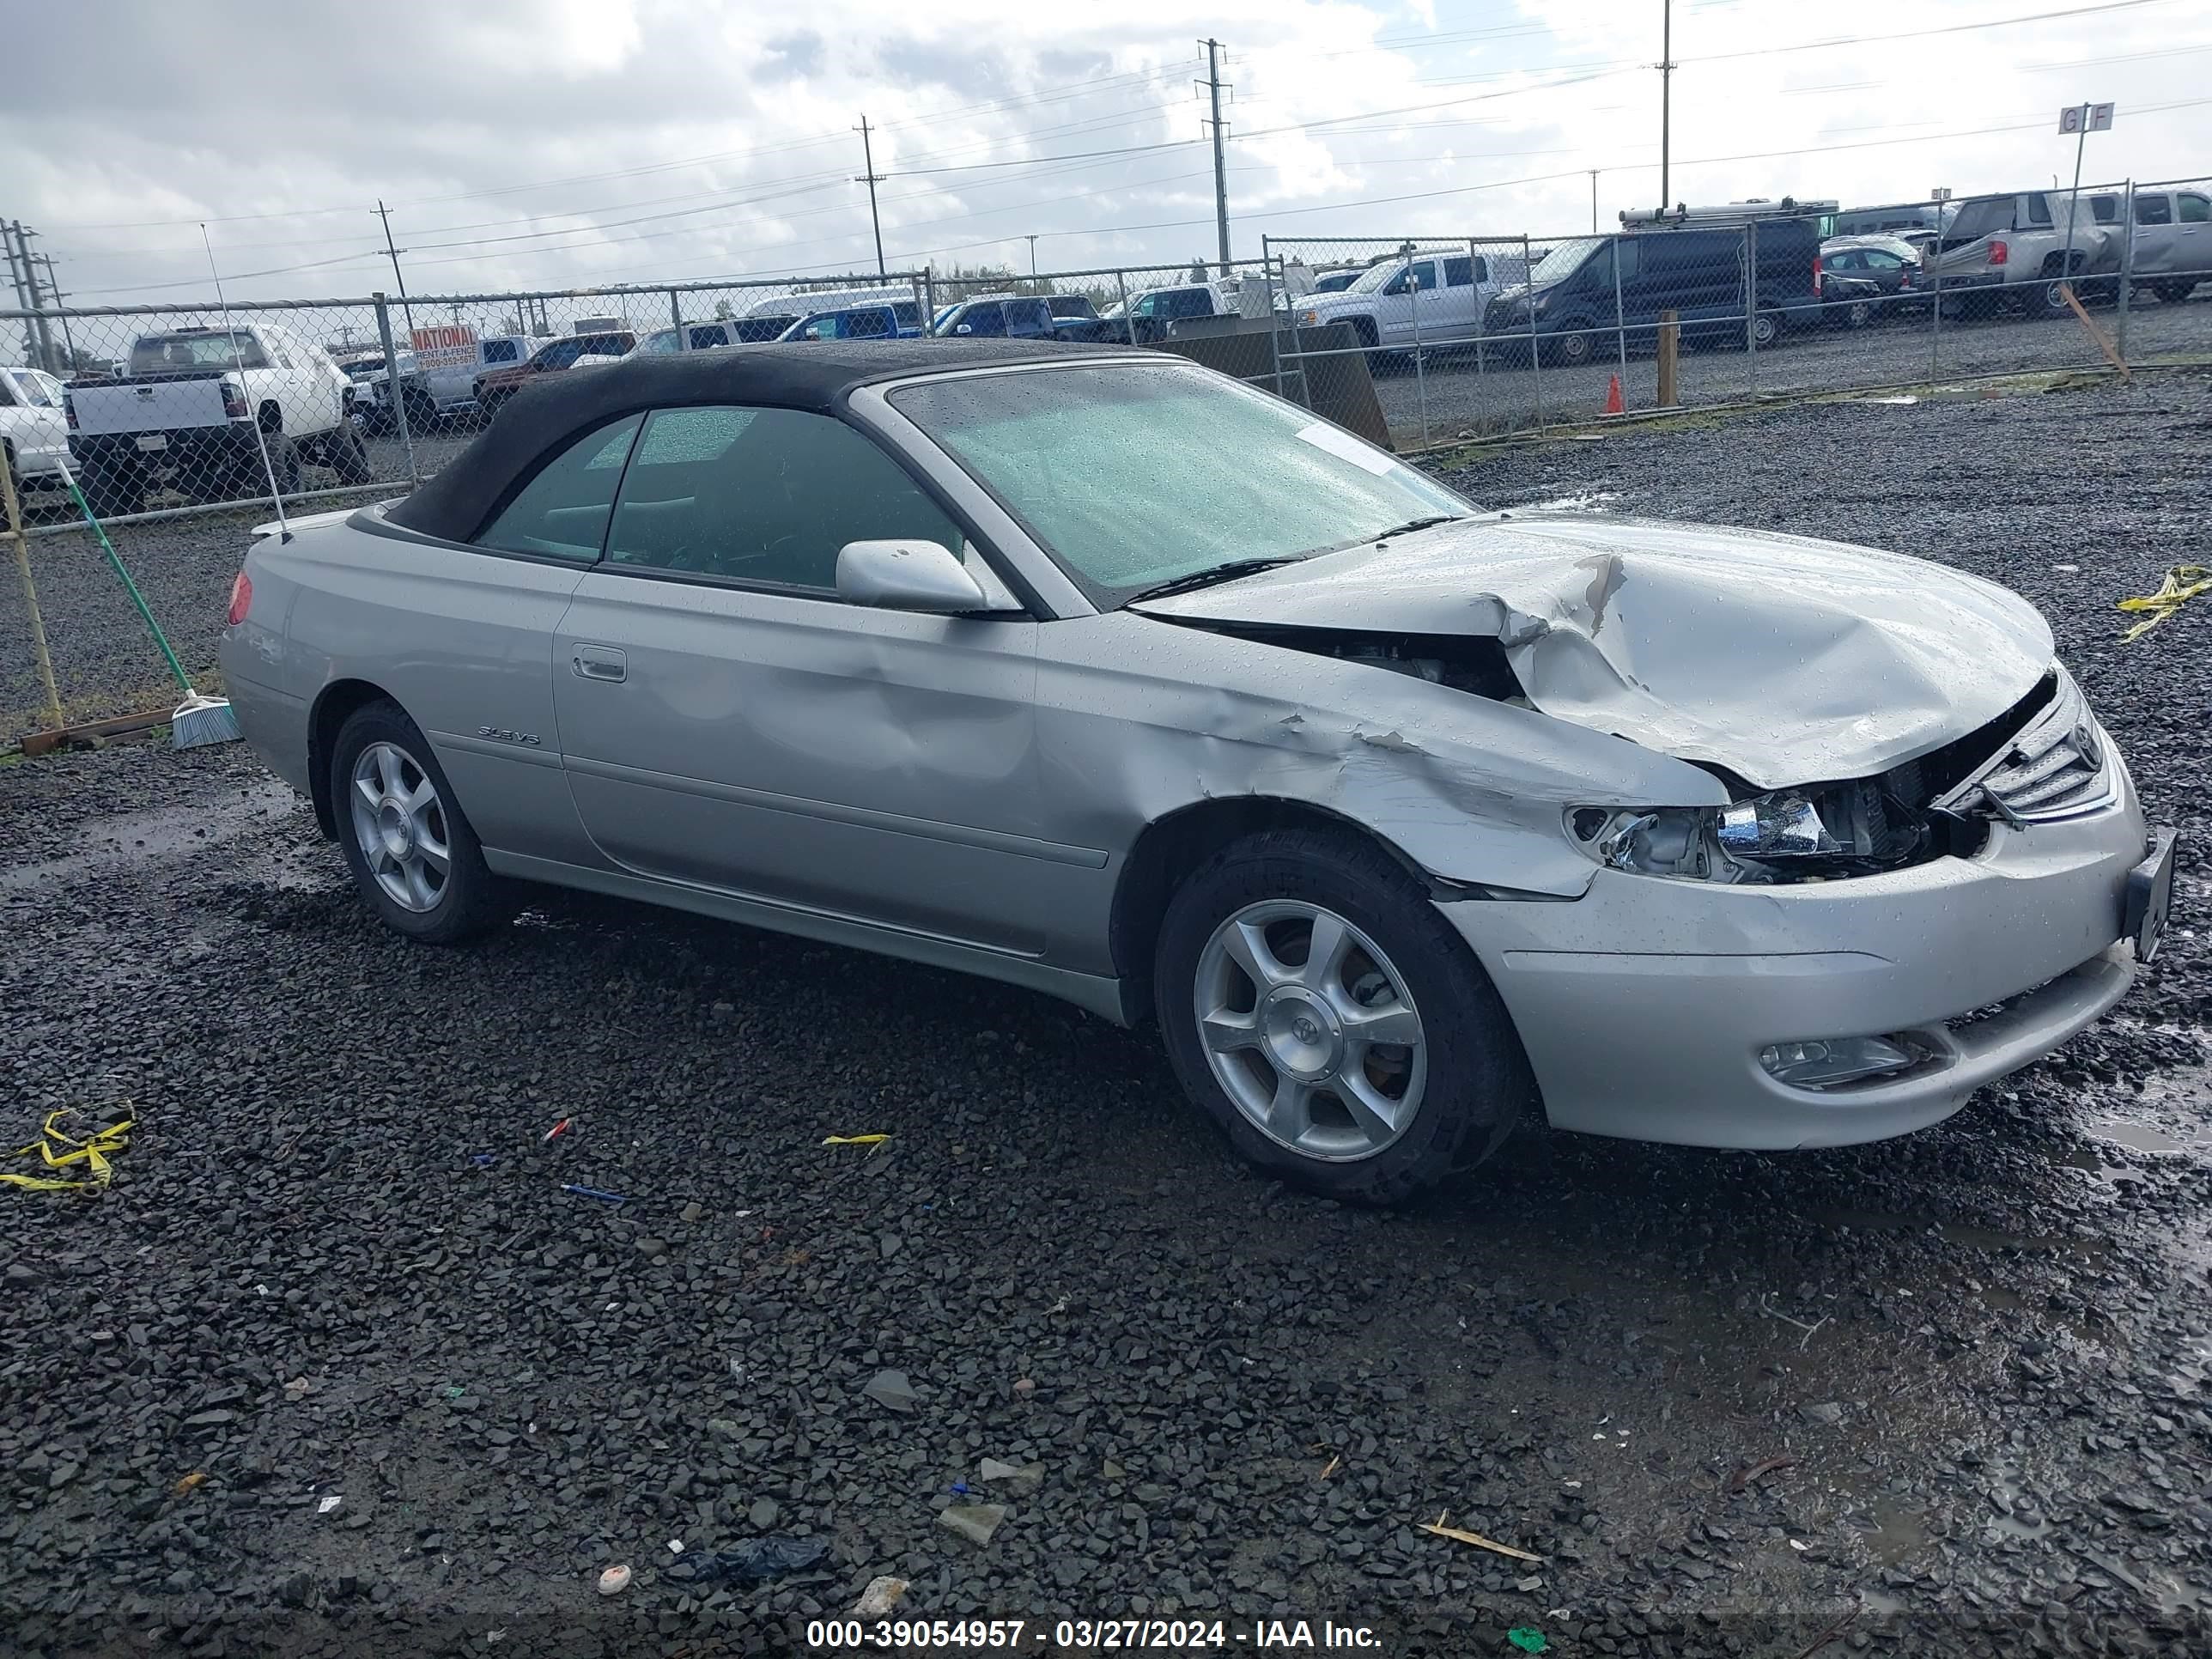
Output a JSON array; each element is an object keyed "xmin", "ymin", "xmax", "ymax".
[{"xmin": 1131, "ymin": 514, "xmax": 2053, "ymax": 787}]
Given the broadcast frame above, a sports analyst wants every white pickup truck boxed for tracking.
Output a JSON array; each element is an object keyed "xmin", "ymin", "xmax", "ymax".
[
  {"xmin": 64, "ymin": 322, "xmax": 370, "ymax": 516},
  {"xmin": 1293, "ymin": 249, "xmax": 1532, "ymax": 360}
]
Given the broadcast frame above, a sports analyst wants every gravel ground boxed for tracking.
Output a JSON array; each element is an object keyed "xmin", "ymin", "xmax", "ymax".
[
  {"xmin": 1370, "ymin": 287, "xmax": 2212, "ymax": 446},
  {"xmin": 3, "ymin": 373, "xmax": 2211, "ymax": 1659}
]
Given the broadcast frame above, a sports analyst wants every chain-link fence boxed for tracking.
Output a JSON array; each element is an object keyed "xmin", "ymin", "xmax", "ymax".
[
  {"xmin": 1260, "ymin": 180, "xmax": 2212, "ymax": 450},
  {"xmin": 5, "ymin": 186, "xmax": 2211, "ymax": 746}
]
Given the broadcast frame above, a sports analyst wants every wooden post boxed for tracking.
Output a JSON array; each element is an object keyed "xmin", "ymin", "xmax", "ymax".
[
  {"xmin": 1656, "ymin": 308, "xmax": 1680, "ymax": 408},
  {"xmin": 1, "ymin": 442, "xmax": 64, "ymax": 732}
]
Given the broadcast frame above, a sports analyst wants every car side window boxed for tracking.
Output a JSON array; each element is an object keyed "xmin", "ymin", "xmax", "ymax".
[
  {"xmin": 963, "ymin": 302, "xmax": 1006, "ymax": 336},
  {"xmin": 1468, "ymin": 255, "xmax": 1489, "ymax": 283},
  {"xmin": 1864, "ymin": 251, "xmax": 1902, "ymax": 270},
  {"xmin": 1613, "ymin": 239, "xmax": 1640, "ymax": 281},
  {"xmin": 1008, "ymin": 299, "xmax": 1052, "ymax": 335},
  {"xmin": 1407, "ymin": 260, "xmax": 1437, "ymax": 293},
  {"xmin": 474, "ymin": 415, "xmax": 643, "ymax": 561},
  {"xmin": 482, "ymin": 339, "xmax": 520, "ymax": 364},
  {"xmin": 604, "ymin": 405, "xmax": 963, "ymax": 593},
  {"xmin": 2136, "ymin": 194, "xmax": 2173, "ymax": 227},
  {"xmin": 2182, "ymin": 193, "xmax": 2211, "ymax": 224},
  {"xmin": 1443, "ymin": 257, "xmax": 1473, "ymax": 287},
  {"xmin": 2024, "ymin": 194, "xmax": 2052, "ymax": 226}
]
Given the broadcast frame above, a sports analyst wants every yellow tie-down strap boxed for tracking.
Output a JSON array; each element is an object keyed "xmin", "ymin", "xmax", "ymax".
[
  {"xmin": 3, "ymin": 1109, "xmax": 135, "ymax": 1192},
  {"xmin": 2119, "ymin": 564, "xmax": 2212, "ymax": 641}
]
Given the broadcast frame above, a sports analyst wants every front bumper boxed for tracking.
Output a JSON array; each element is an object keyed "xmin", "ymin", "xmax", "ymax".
[{"xmin": 1440, "ymin": 761, "xmax": 2158, "ymax": 1150}]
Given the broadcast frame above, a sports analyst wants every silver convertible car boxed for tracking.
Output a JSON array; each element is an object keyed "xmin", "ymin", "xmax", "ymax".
[{"xmin": 220, "ymin": 341, "xmax": 2176, "ymax": 1205}]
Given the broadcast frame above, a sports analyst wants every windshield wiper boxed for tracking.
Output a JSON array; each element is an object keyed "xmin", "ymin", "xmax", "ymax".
[
  {"xmin": 1371, "ymin": 514, "xmax": 1466, "ymax": 540},
  {"xmin": 1126, "ymin": 557, "xmax": 1302, "ymax": 605}
]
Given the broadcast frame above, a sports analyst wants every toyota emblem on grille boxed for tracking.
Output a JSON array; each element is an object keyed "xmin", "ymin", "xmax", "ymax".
[{"xmin": 2073, "ymin": 722, "xmax": 2103, "ymax": 773}]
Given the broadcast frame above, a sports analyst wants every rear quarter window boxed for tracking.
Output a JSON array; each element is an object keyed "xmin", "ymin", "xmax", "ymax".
[{"xmin": 474, "ymin": 416, "xmax": 644, "ymax": 561}]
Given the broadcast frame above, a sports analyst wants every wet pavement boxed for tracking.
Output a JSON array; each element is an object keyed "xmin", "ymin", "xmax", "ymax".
[{"xmin": 1, "ymin": 373, "xmax": 2209, "ymax": 1657}]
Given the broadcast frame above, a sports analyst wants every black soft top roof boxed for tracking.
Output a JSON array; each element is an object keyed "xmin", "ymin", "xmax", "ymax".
[{"xmin": 385, "ymin": 338, "xmax": 1120, "ymax": 542}]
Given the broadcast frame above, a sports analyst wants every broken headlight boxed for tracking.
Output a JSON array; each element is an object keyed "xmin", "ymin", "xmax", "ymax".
[
  {"xmin": 1568, "ymin": 784, "xmax": 1930, "ymax": 884},
  {"xmin": 1566, "ymin": 805, "xmax": 1722, "ymax": 879}
]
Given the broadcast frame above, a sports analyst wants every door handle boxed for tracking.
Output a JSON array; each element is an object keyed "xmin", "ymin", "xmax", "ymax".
[{"xmin": 572, "ymin": 645, "xmax": 626, "ymax": 683}]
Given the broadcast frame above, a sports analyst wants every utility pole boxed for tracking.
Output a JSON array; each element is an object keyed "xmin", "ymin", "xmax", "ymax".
[
  {"xmin": 1, "ymin": 221, "xmax": 31, "ymax": 366},
  {"xmin": 1025, "ymin": 234, "xmax": 1038, "ymax": 280},
  {"xmin": 1657, "ymin": 0, "xmax": 1674, "ymax": 213},
  {"xmin": 855, "ymin": 116, "xmax": 887, "ymax": 277},
  {"xmin": 8, "ymin": 222, "xmax": 56, "ymax": 373},
  {"xmin": 375, "ymin": 200, "xmax": 415, "ymax": 336},
  {"xmin": 1200, "ymin": 39, "xmax": 1232, "ymax": 275},
  {"xmin": 33, "ymin": 252, "xmax": 76, "ymax": 373},
  {"xmin": 1589, "ymin": 170, "xmax": 1600, "ymax": 233}
]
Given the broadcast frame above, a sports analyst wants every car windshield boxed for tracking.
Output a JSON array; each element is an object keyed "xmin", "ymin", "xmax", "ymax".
[
  {"xmin": 1345, "ymin": 260, "xmax": 1403, "ymax": 295},
  {"xmin": 1527, "ymin": 236, "xmax": 1604, "ymax": 286},
  {"xmin": 634, "ymin": 328, "xmax": 681, "ymax": 355},
  {"xmin": 890, "ymin": 362, "xmax": 1473, "ymax": 602},
  {"xmin": 130, "ymin": 331, "xmax": 265, "ymax": 373}
]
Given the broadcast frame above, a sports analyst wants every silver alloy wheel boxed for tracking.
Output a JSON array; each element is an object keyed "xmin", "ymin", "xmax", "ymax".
[
  {"xmin": 348, "ymin": 740, "xmax": 452, "ymax": 913},
  {"xmin": 1193, "ymin": 899, "xmax": 1428, "ymax": 1162}
]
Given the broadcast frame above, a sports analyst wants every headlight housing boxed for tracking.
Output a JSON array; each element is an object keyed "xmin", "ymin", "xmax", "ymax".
[
  {"xmin": 1531, "ymin": 292, "xmax": 1553, "ymax": 315},
  {"xmin": 1566, "ymin": 785, "xmax": 1923, "ymax": 885},
  {"xmin": 1298, "ymin": 308, "xmax": 1320, "ymax": 326}
]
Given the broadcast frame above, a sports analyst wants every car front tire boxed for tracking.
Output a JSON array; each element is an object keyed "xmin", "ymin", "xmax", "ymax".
[
  {"xmin": 1155, "ymin": 827, "xmax": 1534, "ymax": 1206},
  {"xmin": 327, "ymin": 423, "xmax": 374, "ymax": 484},
  {"xmin": 330, "ymin": 701, "xmax": 510, "ymax": 944}
]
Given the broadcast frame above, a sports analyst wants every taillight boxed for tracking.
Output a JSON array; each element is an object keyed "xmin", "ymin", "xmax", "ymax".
[
  {"xmin": 1812, "ymin": 253, "xmax": 1822, "ymax": 292},
  {"xmin": 1989, "ymin": 239, "xmax": 2008, "ymax": 266},
  {"xmin": 222, "ymin": 381, "xmax": 249, "ymax": 419},
  {"xmin": 227, "ymin": 570, "xmax": 252, "ymax": 627}
]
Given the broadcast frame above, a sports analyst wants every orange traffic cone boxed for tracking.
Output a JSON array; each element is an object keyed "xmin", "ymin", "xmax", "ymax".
[{"xmin": 1602, "ymin": 373, "xmax": 1625, "ymax": 416}]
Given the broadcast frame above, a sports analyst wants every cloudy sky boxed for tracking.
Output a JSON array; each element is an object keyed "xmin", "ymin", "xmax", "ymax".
[{"xmin": 7, "ymin": 0, "xmax": 2209, "ymax": 307}]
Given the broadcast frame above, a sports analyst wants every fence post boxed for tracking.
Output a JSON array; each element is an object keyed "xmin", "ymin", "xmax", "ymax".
[
  {"xmin": 1, "ymin": 441, "xmax": 63, "ymax": 732},
  {"xmin": 669, "ymin": 289, "xmax": 684, "ymax": 350},
  {"xmin": 1524, "ymin": 234, "xmax": 1542, "ymax": 430},
  {"xmin": 374, "ymin": 293, "xmax": 419, "ymax": 486},
  {"xmin": 1116, "ymin": 270, "xmax": 1136, "ymax": 346},
  {"xmin": 923, "ymin": 266, "xmax": 937, "ymax": 325},
  {"xmin": 1409, "ymin": 259, "xmax": 1430, "ymax": 449},
  {"xmin": 2117, "ymin": 179, "xmax": 2134, "ymax": 368},
  {"xmin": 1929, "ymin": 230, "xmax": 1943, "ymax": 387},
  {"xmin": 1470, "ymin": 239, "xmax": 1486, "ymax": 381},
  {"xmin": 1744, "ymin": 222, "xmax": 1759, "ymax": 401},
  {"xmin": 1612, "ymin": 232, "xmax": 1629, "ymax": 386},
  {"xmin": 1657, "ymin": 310, "xmax": 1680, "ymax": 408},
  {"xmin": 909, "ymin": 273, "xmax": 927, "ymax": 337}
]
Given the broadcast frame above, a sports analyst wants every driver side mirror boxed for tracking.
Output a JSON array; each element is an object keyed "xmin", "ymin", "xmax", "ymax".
[{"xmin": 837, "ymin": 539, "xmax": 992, "ymax": 614}]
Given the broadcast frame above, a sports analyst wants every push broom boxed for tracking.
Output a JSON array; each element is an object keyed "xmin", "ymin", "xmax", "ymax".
[{"xmin": 52, "ymin": 454, "xmax": 240, "ymax": 749}]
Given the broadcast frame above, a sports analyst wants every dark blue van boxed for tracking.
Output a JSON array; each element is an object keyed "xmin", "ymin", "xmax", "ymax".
[{"xmin": 1483, "ymin": 217, "xmax": 1823, "ymax": 367}]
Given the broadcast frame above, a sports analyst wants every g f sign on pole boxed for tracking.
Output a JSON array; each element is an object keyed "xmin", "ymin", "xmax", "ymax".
[{"xmin": 2057, "ymin": 100, "xmax": 2116, "ymax": 300}]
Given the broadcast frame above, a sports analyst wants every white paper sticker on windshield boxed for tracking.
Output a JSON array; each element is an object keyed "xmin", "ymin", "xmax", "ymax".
[{"xmin": 1295, "ymin": 421, "xmax": 1396, "ymax": 477}]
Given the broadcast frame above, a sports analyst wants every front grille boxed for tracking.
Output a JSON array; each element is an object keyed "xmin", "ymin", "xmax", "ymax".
[{"xmin": 1933, "ymin": 670, "xmax": 2115, "ymax": 823}]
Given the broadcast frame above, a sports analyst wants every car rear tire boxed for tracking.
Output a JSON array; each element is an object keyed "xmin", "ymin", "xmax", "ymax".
[
  {"xmin": 1545, "ymin": 327, "xmax": 1594, "ymax": 368},
  {"xmin": 330, "ymin": 702, "xmax": 510, "ymax": 945},
  {"xmin": 1155, "ymin": 827, "xmax": 1534, "ymax": 1206},
  {"xmin": 2154, "ymin": 279, "xmax": 2197, "ymax": 305},
  {"xmin": 1844, "ymin": 299, "xmax": 1873, "ymax": 330},
  {"xmin": 259, "ymin": 432, "xmax": 302, "ymax": 496},
  {"xmin": 79, "ymin": 459, "xmax": 144, "ymax": 519},
  {"xmin": 327, "ymin": 423, "xmax": 374, "ymax": 484}
]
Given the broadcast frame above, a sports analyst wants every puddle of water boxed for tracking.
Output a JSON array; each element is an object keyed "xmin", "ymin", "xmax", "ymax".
[
  {"xmin": 2087, "ymin": 1117, "xmax": 2209, "ymax": 1155},
  {"xmin": 1850, "ymin": 1498, "xmax": 1930, "ymax": 1565},
  {"xmin": 1809, "ymin": 1207, "xmax": 2109, "ymax": 1258},
  {"xmin": 0, "ymin": 780, "xmax": 298, "ymax": 893}
]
